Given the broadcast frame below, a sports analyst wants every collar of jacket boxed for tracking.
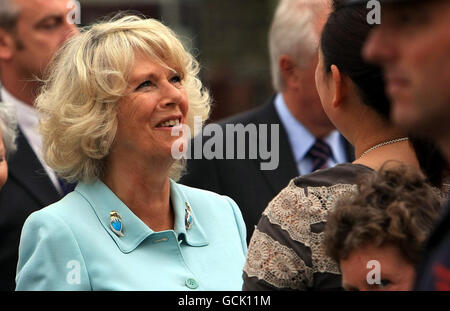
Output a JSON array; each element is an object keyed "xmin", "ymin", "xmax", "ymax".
[{"xmin": 74, "ymin": 179, "xmax": 209, "ymax": 253}]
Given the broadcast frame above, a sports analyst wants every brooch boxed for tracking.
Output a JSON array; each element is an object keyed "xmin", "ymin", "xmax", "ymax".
[
  {"xmin": 110, "ymin": 211, "xmax": 124, "ymax": 237},
  {"xmin": 185, "ymin": 202, "xmax": 193, "ymax": 230}
]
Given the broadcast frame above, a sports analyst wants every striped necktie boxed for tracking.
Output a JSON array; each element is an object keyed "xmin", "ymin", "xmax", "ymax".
[{"xmin": 307, "ymin": 139, "xmax": 333, "ymax": 172}]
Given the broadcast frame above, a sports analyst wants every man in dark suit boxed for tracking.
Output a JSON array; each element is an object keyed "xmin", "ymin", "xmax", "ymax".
[
  {"xmin": 180, "ymin": 0, "xmax": 354, "ymax": 243},
  {"xmin": 0, "ymin": 0, "xmax": 78, "ymax": 290}
]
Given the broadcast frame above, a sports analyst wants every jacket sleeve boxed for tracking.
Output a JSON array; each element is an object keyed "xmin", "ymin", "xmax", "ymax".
[
  {"xmin": 224, "ymin": 195, "xmax": 248, "ymax": 256},
  {"xmin": 15, "ymin": 210, "xmax": 91, "ymax": 291},
  {"xmin": 242, "ymin": 180, "xmax": 315, "ymax": 291}
]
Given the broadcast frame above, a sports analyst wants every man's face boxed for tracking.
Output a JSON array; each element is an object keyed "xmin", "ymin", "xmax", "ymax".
[
  {"xmin": 10, "ymin": 0, "xmax": 79, "ymax": 79},
  {"xmin": 298, "ymin": 55, "xmax": 334, "ymax": 129},
  {"xmin": 363, "ymin": 1, "xmax": 450, "ymax": 139}
]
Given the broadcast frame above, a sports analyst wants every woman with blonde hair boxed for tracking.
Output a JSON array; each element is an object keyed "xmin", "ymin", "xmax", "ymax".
[{"xmin": 15, "ymin": 15, "xmax": 247, "ymax": 290}]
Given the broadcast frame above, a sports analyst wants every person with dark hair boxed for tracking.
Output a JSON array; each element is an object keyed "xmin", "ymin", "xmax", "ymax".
[
  {"xmin": 344, "ymin": 0, "xmax": 450, "ymax": 291},
  {"xmin": 242, "ymin": 2, "xmax": 447, "ymax": 291},
  {"xmin": 318, "ymin": 0, "xmax": 447, "ymax": 189},
  {"xmin": 324, "ymin": 164, "xmax": 443, "ymax": 291}
]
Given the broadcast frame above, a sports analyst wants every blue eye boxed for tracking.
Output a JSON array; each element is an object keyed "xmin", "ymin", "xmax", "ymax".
[
  {"xmin": 170, "ymin": 75, "xmax": 182, "ymax": 84},
  {"xmin": 136, "ymin": 80, "xmax": 153, "ymax": 90}
]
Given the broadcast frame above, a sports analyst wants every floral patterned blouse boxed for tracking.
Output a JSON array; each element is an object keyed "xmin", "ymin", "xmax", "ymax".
[{"xmin": 243, "ymin": 163, "xmax": 374, "ymax": 290}]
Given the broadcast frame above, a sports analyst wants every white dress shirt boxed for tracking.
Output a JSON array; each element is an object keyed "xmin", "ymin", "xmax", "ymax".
[
  {"xmin": 1, "ymin": 87, "xmax": 62, "ymax": 195},
  {"xmin": 274, "ymin": 93, "xmax": 349, "ymax": 175}
]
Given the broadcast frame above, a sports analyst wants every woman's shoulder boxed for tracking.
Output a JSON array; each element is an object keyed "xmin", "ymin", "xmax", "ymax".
[
  {"xmin": 292, "ymin": 163, "xmax": 374, "ymax": 189},
  {"xmin": 17, "ymin": 191, "xmax": 92, "ymax": 290},
  {"xmin": 261, "ymin": 163, "xmax": 372, "ymax": 237},
  {"xmin": 264, "ymin": 163, "xmax": 373, "ymax": 210},
  {"xmin": 29, "ymin": 190, "xmax": 90, "ymax": 219},
  {"xmin": 22, "ymin": 190, "xmax": 94, "ymax": 237}
]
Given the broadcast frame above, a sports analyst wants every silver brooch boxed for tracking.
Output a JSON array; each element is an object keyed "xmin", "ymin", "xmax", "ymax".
[{"xmin": 185, "ymin": 202, "xmax": 193, "ymax": 230}]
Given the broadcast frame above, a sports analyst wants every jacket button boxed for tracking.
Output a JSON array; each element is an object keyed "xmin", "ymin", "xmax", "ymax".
[{"xmin": 185, "ymin": 278, "xmax": 199, "ymax": 289}]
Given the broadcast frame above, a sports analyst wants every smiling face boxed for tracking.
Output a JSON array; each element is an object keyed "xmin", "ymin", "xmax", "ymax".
[
  {"xmin": 111, "ymin": 53, "xmax": 189, "ymax": 166},
  {"xmin": 340, "ymin": 243, "xmax": 416, "ymax": 291},
  {"xmin": 363, "ymin": 2, "xmax": 450, "ymax": 140}
]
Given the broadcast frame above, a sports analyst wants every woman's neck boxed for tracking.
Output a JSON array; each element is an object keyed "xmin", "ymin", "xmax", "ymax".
[
  {"xmin": 353, "ymin": 139, "xmax": 420, "ymax": 171},
  {"xmin": 102, "ymin": 154, "xmax": 175, "ymax": 232},
  {"xmin": 341, "ymin": 105, "xmax": 419, "ymax": 171}
]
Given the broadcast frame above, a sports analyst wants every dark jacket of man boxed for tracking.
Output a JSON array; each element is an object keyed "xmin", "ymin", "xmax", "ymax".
[
  {"xmin": 414, "ymin": 200, "xmax": 450, "ymax": 290},
  {"xmin": 0, "ymin": 128, "xmax": 61, "ymax": 290}
]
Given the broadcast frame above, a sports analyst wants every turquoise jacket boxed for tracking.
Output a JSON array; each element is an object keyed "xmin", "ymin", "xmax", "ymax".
[{"xmin": 15, "ymin": 179, "xmax": 247, "ymax": 290}]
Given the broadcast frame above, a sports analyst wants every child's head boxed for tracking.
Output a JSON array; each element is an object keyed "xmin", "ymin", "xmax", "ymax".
[{"xmin": 324, "ymin": 164, "xmax": 443, "ymax": 290}]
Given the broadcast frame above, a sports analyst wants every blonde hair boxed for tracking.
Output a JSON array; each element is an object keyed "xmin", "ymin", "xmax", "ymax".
[{"xmin": 36, "ymin": 15, "xmax": 211, "ymax": 183}]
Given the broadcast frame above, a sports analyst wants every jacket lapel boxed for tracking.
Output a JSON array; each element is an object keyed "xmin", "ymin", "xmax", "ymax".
[
  {"xmin": 7, "ymin": 128, "xmax": 60, "ymax": 206},
  {"xmin": 251, "ymin": 99, "xmax": 299, "ymax": 195}
]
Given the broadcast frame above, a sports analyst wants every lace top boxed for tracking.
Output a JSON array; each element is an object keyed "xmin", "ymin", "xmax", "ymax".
[{"xmin": 243, "ymin": 163, "xmax": 374, "ymax": 290}]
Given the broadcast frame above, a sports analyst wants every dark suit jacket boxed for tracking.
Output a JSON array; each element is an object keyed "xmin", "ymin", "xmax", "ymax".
[
  {"xmin": 179, "ymin": 97, "xmax": 354, "ymax": 244},
  {"xmin": 0, "ymin": 128, "xmax": 61, "ymax": 290},
  {"xmin": 414, "ymin": 200, "xmax": 450, "ymax": 290}
]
